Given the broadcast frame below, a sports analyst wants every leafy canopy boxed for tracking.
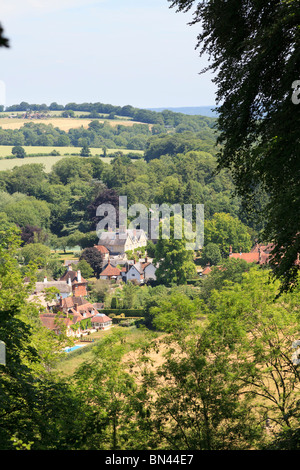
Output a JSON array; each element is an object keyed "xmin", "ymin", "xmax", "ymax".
[{"xmin": 169, "ymin": 0, "xmax": 300, "ymax": 291}]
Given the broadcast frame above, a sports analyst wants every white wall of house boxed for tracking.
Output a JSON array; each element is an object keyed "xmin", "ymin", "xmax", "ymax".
[
  {"xmin": 144, "ymin": 264, "xmax": 156, "ymax": 280},
  {"xmin": 126, "ymin": 265, "xmax": 142, "ymax": 283}
]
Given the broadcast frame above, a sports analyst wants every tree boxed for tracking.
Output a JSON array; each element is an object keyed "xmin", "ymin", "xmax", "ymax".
[
  {"xmin": 4, "ymin": 163, "xmax": 47, "ymax": 196},
  {"xmin": 0, "ymin": 227, "xmax": 77, "ymax": 449},
  {"xmin": 4, "ymin": 197, "xmax": 51, "ymax": 230},
  {"xmin": 200, "ymin": 242, "xmax": 222, "ymax": 266},
  {"xmin": 150, "ymin": 291, "xmax": 202, "ymax": 334},
  {"xmin": 80, "ymin": 144, "xmax": 91, "ymax": 157},
  {"xmin": 11, "ymin": 145, "xmax": 26, "ymax": 159},
  {"xmin": 169, "ymin": 0, "xmax": 300, "ymax": 291},
  {"xmin": 0, "ymin": 23, "xmax": 9, "ymax": 48},
  {"xmin": 154, "ymin": 216, "xmax": 197, "ymax": 286},
  {"xmin": 80, "ymin": 247, "xmax": 103, "ymax": 278},
  {"xmin": 204, "ymin": 212, "xmax": 252, "ymax": 256},
  {"xmin": 72, "ymin": 259, "xmax": 94, "ymax": 279},
  {"xmin": 87, "ymin": 188, "xmax": 120, "ymax": 232},
  {"xmin": 21, "ymin": 242, "xmax": 51, "ymax": 268},
  {"xmin": 50, "ymin": 157, "xmax": 93, "ymax": 185},
  {"xmin": 207, "ymin": 268, "xmax": 300, "ymax": 433},
  {"xmin": 200, "ymin": 257, "xmax": 252, "ymax": 304}
]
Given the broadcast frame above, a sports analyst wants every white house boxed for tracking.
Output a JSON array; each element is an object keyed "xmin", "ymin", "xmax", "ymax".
[{"xmin": 124, "ymin": 259, "xmax": 156, "ymax": 284}]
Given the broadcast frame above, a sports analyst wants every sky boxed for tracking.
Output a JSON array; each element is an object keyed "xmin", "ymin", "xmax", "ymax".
[{"xmin": 0, "ymin": 0, "xmax": 217, "ymax": 109}]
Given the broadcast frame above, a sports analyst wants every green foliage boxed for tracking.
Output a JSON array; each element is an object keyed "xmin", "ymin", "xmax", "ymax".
[
  {"xmin": 200, "ymin": 257, "xmax": 252, "ymax": 304},
  {"xmin": 150, "ymin": 292, "xmax": 202, "ymax": 334},
  {"xmin": 72, "ymin": 259, "xmax": 94, "ymax": 279},
  {"xmin": 154, "ymin": 216, "xmax": 197, "ymax": 286},
  {"xmin": 169, "ymin": 0, "xmax": 300, "ymax": 291},
  {"xmin": 204, "ymin": 212, "xmax": 252, "ymax": 256},
  {"xmin": 11, "ymin": 145, "xmax": 26, "ymax": 158},
  {"xmin": 80, "ymin": 247, "xmax": 103, "ymax": 278},
  {"xmin": 21, "ymin": 242, "xmax": 51, "ymax": 267},
  {"xmin": 200, "ymin": 242, "xmax": 222, "ymax": 266},
  {"xmin": 4, "ymin": 197, "xmax": 51, "ymax": 230}
]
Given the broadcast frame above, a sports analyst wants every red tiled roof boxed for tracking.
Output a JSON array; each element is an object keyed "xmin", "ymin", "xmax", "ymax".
[
  {"xmin": 94, "ymin": 245, "xmax": 109, "ymax": 254},
  {"xmin": 230, "ymin": 252, "xmax": 261, "ymax": 263},
  {"xmin": 100, "ymin": 262, "xmax": 121, "ymax": 277},
  {"xmin": 202, "ymin": 266, "xmax": 212, "ymax": 275},
  {"xmin": 40, "ymin": 313, "xmax": 73, "ymax": 330},
  {"xmin": 141, "ymin": 262, "xmax": 151, "ymax": 270},
  {"xmin": 91, "ymin": 314, "xmax": 112, "ymax": 324}
]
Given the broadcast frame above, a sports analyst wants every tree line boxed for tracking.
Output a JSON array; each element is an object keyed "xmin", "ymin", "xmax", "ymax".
[{"xmin": 3, "ymin": 100, "xmax": 217, "ymax": 128}]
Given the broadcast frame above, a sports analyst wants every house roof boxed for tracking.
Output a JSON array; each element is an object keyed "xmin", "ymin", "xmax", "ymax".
[
  {"xmin": 40, "ymin": 313, "xmax": 73, "ymax": 331},
  {"xmin": 60, "ymin": 269, "xmax": 87, "ymax": 284},
  {"xmin": 99, "ymin": 229, "xmax": 147, "ymax": 246},
  {"xmin": 91, "ymin": 314, "xmax": 112, "ymax": 324},
  {"xmin": 94, "ymin": 245, "xmax": 109, "ymax": 254},
  {"xmin": 60, "ymin": 296, "xmax": 89, "ymax": 310},
  {"xmin": 100, "ymin": 261, "xmax": 121, "ymax": 277},
  {"xmin": 202, "ymin": 266, "xmax": 212, "ymax": 275},
  {"xmin": 230, "ymin": 252, "xmax": 262, "ymax": 263},
  {"xmin": 34, "ymin": 281, "xmax": 72, "ymax": 294},
  {"xmin": 229, "ymin": 243, "xmax": 273, "ymax": 265}
]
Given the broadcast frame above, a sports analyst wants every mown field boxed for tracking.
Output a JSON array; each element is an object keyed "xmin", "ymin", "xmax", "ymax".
[
  {"xmin": 0, "ymin": 116, "xmax": 147, "ymax": 132},
  {"xmin": 0, "ymin": 146, "xmax": 144, "ymax": 172}
]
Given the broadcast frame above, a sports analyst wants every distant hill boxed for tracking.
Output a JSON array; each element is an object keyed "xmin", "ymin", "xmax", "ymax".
[{"xmin": 147, "ymin": 106, "xmax": 218, "ymax": 118}]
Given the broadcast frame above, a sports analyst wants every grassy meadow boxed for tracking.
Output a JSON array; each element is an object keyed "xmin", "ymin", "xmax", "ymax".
[
  {"xmin": 55, "ymin": 326, "xmax": 160, "ymax": 377},
  {"xmin": 0, "ymin": 114, "xmax": 146, "ymax": 132},
  {"xmin": 0, "ymin": 145, "xmax": 144, "ymax": 172}
]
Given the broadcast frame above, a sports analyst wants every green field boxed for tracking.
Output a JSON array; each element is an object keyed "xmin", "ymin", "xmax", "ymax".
[{"xmin": 0, "ymin": 146, "xmax": 143, "ymax": 172}]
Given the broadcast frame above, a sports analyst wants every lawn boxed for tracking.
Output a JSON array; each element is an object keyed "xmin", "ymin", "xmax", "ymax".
[{"xmin": 55, "ymin": 326, "xmax": 155, "ymax": 377}]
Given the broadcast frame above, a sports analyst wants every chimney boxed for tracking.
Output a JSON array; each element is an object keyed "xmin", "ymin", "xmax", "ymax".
[
  {"xmin": 43, "ymin": 276, "xmax": 47, "ymax": 283},
  {"xmin": 68, "ymin": 264, "xmax": 72, "ymax": 271},
  {"xmin": 77, "ymin": 270, "xmax": 81, "ymax": 283},
  {"xmin": 74, "ymin": 303, "xmax": 78, "ymax": 311},
  {"xmin": 67, "ymin": 277, "xmax": 72, "ymax": 286}
]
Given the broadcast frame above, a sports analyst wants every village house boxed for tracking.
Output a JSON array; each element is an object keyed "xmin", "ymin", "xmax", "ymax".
[
  {"xmin": 122, "ymin": 258, "xmax": 157, "ymax": 284},
  {"xmin": 40, "ymin": 295, "xmax": 112, "ymax": 337},
  {"xmin": 200, "ymin": 264, "xmax": 212, "ymax": 278},
  {"xmin": 229, "ymin": 243, "xmax": 273, "ymax": 265},
  {"xmin": 98, "ymin": 228, "xmax": 148, "ymax": 255},
  {"xmin": 94, "ymin": 244, "xmax": 110, "ymax": 261},
  {"xmin": 99, "ymin": 260, "xmax": 122, "ymax": 281},
  {"xmin": 60, "ymin": 266, "xmax": 88, "ymax": 297},
  {"xmin": 91, "ymin": 313, "xmax": 113, "ymax": 330},
  {"xmin": 32, "ymin": 277, "xmax": 72, "ymax": 300},
  {"xmin": 39, "ymin": 312, "xmax": 77, "ymax": 337}
]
